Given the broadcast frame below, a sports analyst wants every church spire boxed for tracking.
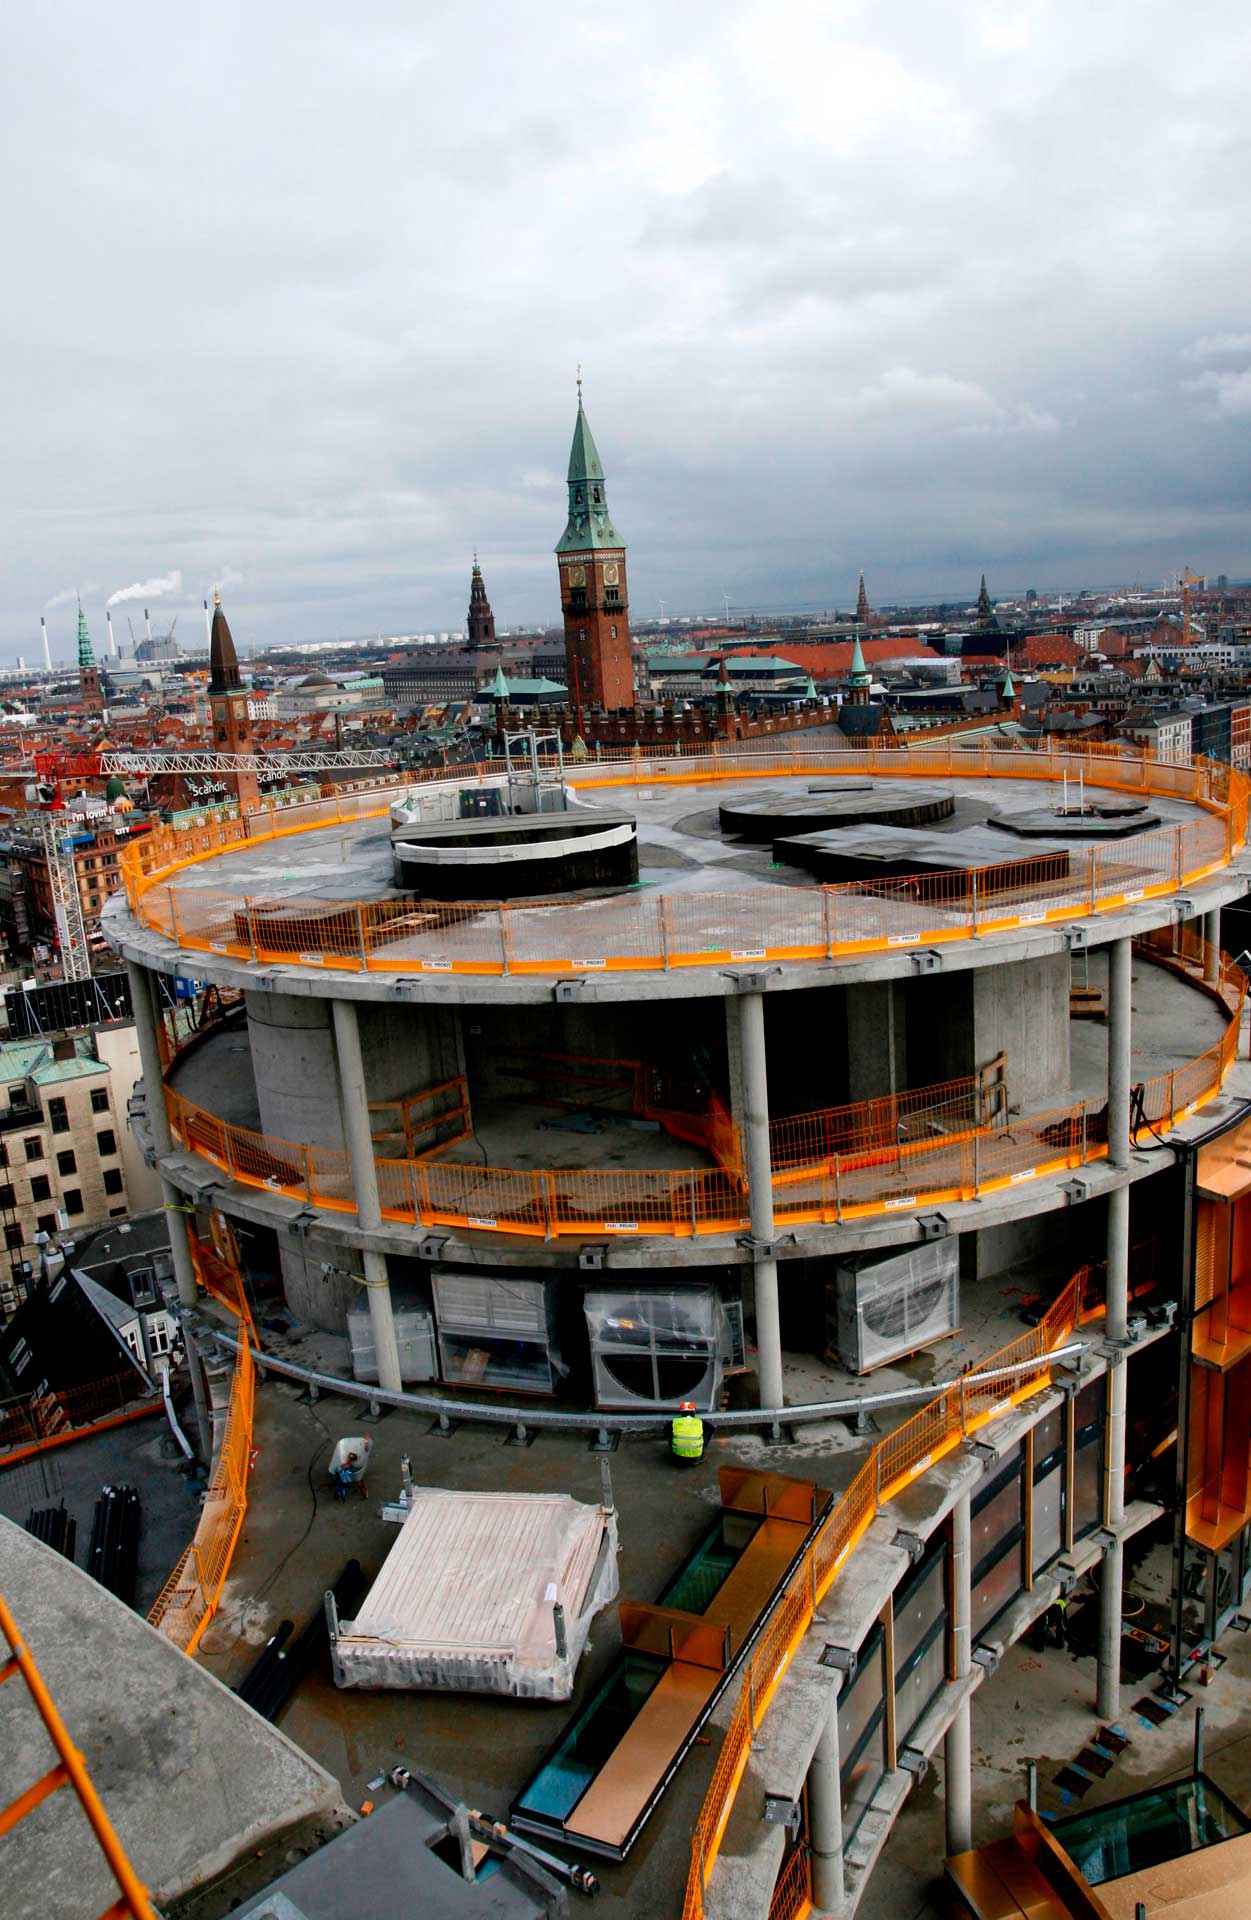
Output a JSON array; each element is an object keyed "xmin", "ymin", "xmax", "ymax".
[
  {"xmin": 209, "ymin": 592, "xmax": 242, "ymax": 693},
  {"xmin": 848, "ymin": 633, "xmax": 871, "ymax": 706},
  {"xmin": 76, "ymin": 600, "xmax": 94, "ymax": 672},
  {"xmin": 856, "ymin": 572, "xmax": 870, "ymax": 625},
  {"xmin": 557, "ymin": 379, "xmax": 622, "ymax": 554},
  {"xmin": 467, "ymin": 557, "xmax": 496, "ymax": 648}
]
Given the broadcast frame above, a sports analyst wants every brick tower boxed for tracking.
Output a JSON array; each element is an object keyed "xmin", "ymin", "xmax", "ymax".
[
  {"xmin": 557, "ymin": 381, "xmax": 633, "ymax": 712},
  {"xmin": 77, "ymin": 602, "xmax": 103, "ymax": 713},
  {"xmin": 209, "ymin": 592, "xmax": 260, "ymax": 815},
  {"xmin": 467, "ymin": 555, "xmax": 496, "ymax": 649}
]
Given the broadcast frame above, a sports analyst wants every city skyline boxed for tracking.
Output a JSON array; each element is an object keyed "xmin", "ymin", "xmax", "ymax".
[{"xmin": 2, "ymin": 2, "xmax": 1249, "ymax": 652}]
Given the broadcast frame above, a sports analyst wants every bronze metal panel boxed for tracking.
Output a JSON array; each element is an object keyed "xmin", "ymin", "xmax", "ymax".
[
  {"xmin": 617, "ymin": 1602, "xmax": 728, "ymax": 1671},
  {"xmin": 718, "ymin": 1464, "xmax": 830, "ymax": 1523},
  {"xmin": 563, "ymin": 1660, "xmax": 717, "ymax": 1852},
  {"xmin": 703, "ymin": 1516, "xmax": 812, "ymax": 1651}
]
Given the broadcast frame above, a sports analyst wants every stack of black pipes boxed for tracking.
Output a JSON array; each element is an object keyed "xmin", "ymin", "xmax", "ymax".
[
  {"xmin": 235, "ymin": 1559, "xmax": 366, "ymax": 1722},
  {"xmin": 87, "ymin": 1484, "xmax": 141, "ymax": 1606},
  {"xmin": 25, "ymin": 1503, "xmax": 77, "ymax": 1562}
]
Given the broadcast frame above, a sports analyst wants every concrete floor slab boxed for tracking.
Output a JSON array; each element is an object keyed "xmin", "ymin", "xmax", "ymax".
[{"xmin": 0, "ymin": 1515, "xmax": 347, "ymax": 1920}]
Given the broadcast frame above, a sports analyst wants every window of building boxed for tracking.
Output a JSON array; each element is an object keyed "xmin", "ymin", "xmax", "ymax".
[
  {"xmin": 47, "ymin": 1098, "xmax": 69, "ymax": 1135},
  {"xmin": 8, "ymin": 1085, "xmax": 25, "ymax": 1108},
  {"xmin": 35, "ymin": 1213, "xmax": 57, "ymax": 1236},
  {"xmin": 0, "ymin": 1184, "xmax": 14, "ymax": 1209},
  {"xmin": 62, "ymin": 1188, "xmax": 84, "ymax": 1216},
  {"xmin": 5, "ymin": 1225, "xmax": 22, "ymax": 1251},
  {"xmin": 23, "ymin": 1138, "xmax": 42, "ymax": 1162},
  {"xmin": 30, "ymin": 1176, "xmax": 51, "ymax": 1202},
  {"xmin": 0, "ymin": 1143, "xmax": 7, "ymax": 1168},
  {"xmin": 103, "ymin": 1168, "xmax": 124, "ymax": 1196},
  {"xmin": 91, "ymin": 1089, "xmax": 110, "ymax": 1114},
  {"xmin": 96, "ymin": 1129, "xmax": 117, "ymax": 1156},
  {"xmin": 57, "ymin": 1149, "xmax": 77, "ymax": 1176},
  {"xmin": 108, "ymin": 1205, "xmax": 127, "ymax": 1217}
]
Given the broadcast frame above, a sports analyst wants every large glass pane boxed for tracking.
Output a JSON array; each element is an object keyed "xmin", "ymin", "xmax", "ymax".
[
  {"xmin": 659, "ymin": 1512, "xmax": 762, "ymax": 1615},
  {"xmin": 839, "ymin": 1627, "xmax": 885, "ymax": 1838},
  {"xmin": 895, "ymin": 1623, "xmax": 946, "ymax": 1747},
  {"xmin": 1075, "ymin": 1376, "xmax": 1105, "ymax": 1442},
  {"xmin": 1033, "ymin": 1465, "xmax": 1063, "ymax": 1573},
  {"xmin": 972, "ymin": 1541, "xmax": 1024, "ymax": 1635},
  {"xmin": 1033, "ymin": 1405, "xmax": 1064, "ymax": 1474},
  {"xmin": 893, "ymin": 1551, "xmax": 947, "ymax": 1676},
  {"xmin": 1073, "ymin": 1434, "xmax": 1103, "ymax": 1539},
  {"xmin": 512, "ymin": 1650, "xmax": 666, "ymax": 1825},
  {"xmin": 972, "ymin": 1455, "xmax": 1022, "ymax": 1565},
  {"xmin": 1052, "ymin": 1776, "xmax": 1249, "ymax": 1886}
]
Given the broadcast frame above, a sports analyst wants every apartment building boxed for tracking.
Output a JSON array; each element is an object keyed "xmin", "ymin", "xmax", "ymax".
[{"xmin": 0, "ymin": 1032, "xmax": 158, "ymax": 1318}]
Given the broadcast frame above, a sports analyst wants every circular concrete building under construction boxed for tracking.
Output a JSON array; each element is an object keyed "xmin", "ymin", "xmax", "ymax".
[{"xmin": 104, "ymin": 737, "xmax": 1251, "ymax": 1915}]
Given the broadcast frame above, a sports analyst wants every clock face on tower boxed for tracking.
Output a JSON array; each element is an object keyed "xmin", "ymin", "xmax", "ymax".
[
  {"xmin": 602, "ymin": 563, "xmax": 620, "ymax": 586},
  {"xmin": 567, "ymin": 566, "xmax": 586, "ymax": 589}
]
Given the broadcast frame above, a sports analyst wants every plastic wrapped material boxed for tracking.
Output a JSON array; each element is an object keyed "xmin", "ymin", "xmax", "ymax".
[
  {"xmin": 346, "ymin": 1305, "xmax": 437, "ymax": 1384},
  {"xmin": 331, "ymin": 1486, "xmax": 618, "ymax": 1700},
  {"xmin": 830, "ymin": 1239, "xmax": 960, "ymax": 1373},
  {"xmin": 584, "ymin": 1285, "xmax": 728, "ymax": 1410}
]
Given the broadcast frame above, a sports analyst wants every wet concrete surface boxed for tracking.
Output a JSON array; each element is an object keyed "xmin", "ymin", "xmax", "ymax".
[{"xmin": 0, "ymin": 1399, "xmax": 207, "ymax": 1614}]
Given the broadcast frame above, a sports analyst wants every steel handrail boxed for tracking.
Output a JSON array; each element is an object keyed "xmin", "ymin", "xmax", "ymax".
[{"xmin": 201, "ymin": 1324, "xmax": 1088, "ymax": 1435}]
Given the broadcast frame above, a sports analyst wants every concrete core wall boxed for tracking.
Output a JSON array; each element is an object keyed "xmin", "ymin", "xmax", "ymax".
[
  {"xmin": 279, "ymin": 1229, "xmax": 360, "ymax": 1331},
  {"xmin": 247, "ymin": 992, "xmax": 346, "ymax": 1154}
]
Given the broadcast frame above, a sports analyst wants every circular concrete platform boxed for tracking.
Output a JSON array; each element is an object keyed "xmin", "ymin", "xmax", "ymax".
[
  {"xmin": 718, "ymin": 781, "xmax": 955, "ymax": 842},
  {"xmin": 990, "ymin": 798, "xmax": 1160, "ymax": 838}
]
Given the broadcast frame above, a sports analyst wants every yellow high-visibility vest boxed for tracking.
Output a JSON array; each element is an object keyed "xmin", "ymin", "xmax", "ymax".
[{"xmin": 671, "ymin": 1413, "xmax": 704, "ymax": 1458}]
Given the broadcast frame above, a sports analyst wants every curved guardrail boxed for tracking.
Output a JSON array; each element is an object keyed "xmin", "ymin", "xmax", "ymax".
[
  {"xmin": 161, "ymin": 935, "xmax": 1243, "ymax": 1239},
  {"xmin": 115, "ymin": 740, "xmax": 1249, "ymax": 979}
]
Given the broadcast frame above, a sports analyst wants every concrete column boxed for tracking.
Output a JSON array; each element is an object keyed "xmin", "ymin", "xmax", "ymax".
[
  {"xmin": 331, "ymin": 999, "xmax": 402, "ymax": 1394},
  {"xmin": 1204, "ymin": 907, "xmax": 1221, "ymax": 983},
  {"xmin": 126, "ymin": 960, "xmax": 173, "ymax": 1158},
  {"xmin": 808, "ymin": 1684, "xmax": 845, "ymax": 1913},
  {"xmin": 1106, "ymin": 937, "xmax": 1132, "ymax": 1170},
  {"xmin": 738, "ymin": 989, "xmax": 783, "ymax": 1410},
  {"xmin": 845, "ymin": 980, "xmax": 904, "ymax": 1105},
  {"xmin": 945, "ymin": 1490, "xmax": 973, "ymax": 1858},
  {"xmin": 1097, "ymin": 1345, "xmax": 1128, "ymax": 1721}
]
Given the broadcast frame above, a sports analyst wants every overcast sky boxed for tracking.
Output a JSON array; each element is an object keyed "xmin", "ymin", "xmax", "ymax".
[{"xmin": 2, "ymin": 1, "xmax": 1249, "ymax": 660}]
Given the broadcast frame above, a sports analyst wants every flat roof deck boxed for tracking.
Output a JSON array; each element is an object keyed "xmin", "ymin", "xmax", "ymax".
[{"xmin": 157, "ymin": 772, "xmax": 1211, "ymax": 910}]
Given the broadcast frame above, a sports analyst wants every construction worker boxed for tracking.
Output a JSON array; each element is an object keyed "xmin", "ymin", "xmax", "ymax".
[{"xmin": 671, "ymin": 1401, "xmax": 704, "ymax": 1464}]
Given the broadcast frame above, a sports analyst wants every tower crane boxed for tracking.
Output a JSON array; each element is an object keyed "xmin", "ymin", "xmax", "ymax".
[{"xmin": 16, "ymin": 745, "xmax": 402, "ymax": 983}]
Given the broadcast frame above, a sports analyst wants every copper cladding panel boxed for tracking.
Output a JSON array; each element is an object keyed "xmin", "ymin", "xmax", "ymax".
[{"xmin": 562, "ymin": 1661, "xmax": 717, "ymax": 1853}]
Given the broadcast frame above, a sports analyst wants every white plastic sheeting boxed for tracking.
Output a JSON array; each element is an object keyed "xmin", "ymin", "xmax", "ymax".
[{"xmin": 331, "ymin": 1486, "xmax": 619, "ymax": 1700}]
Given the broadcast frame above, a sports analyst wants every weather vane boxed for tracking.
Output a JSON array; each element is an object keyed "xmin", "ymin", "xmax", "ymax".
[{"xmin": 576, "ymin": 361, "xmax": 582, "ymax": 402}]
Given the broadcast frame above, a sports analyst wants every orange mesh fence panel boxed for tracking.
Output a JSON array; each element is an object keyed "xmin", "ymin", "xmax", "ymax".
[
  {"xmin": 307, "ymin": 1144, "xmax": 356, "ymax": 1211},
  {"xmin": 664, "ymin": 889, "xmax": 828, "ymax": 967},
  {"xmin": 149, "ymin": 1228, "xmax": 254, "ymax": 1655},
  {"xmin": 0, "ymin": 1372, "xmax": 149, "ymax": 1458},
  {"xmin": 363, "ymin": 898, "xmax": 505, "ymax": 975},
  {"xmin": 767, "ymin": 1841, "xmax": 812, "ymax": 1920},
  {"xmin": 414, "ymin": 1160, "xmax": 548, "ymax": 1235}
]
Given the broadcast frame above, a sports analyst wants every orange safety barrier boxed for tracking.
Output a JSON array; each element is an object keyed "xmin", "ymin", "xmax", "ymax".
[
  {"xmin": 0, "ymin": 1587, "xmax": 156, "ymax": 1920},
  {"xmin": 147, "ymin": 1230, "xmax": 254, "ymax": 1656},
  {"xmin": 770, "ymin": 1058, "xmax": 1006, "ymax": 1180},
  {"xmin": 116, "ymin": 743, "xmax": 1250, "ymax": 978},
  {"xmin": 680, "ymin": 1265, "xmax": 1103, "ymax": 1920},
  {"xmin": 0, "ymin": 1372, "xmax": 154, "ymax": 1466},
  {"xmin": 161, "ymin": 938, "xmax": 1244, "ymax": 1240},
  {"xmin": 766, "ymin": 1844, "xmax": 812, "ymax": 1920},
  {"xmin": 370, "ymin": 1076, "xmax": 472, "ymax": 1158}
]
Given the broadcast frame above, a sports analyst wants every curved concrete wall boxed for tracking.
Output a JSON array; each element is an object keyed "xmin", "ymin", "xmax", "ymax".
[{"xmin": 246, "ymin": 992, "xmax": 346, "ymax": 1154}]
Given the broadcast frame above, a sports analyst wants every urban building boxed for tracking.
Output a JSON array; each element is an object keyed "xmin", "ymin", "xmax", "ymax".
[
  {"xmin": 101, "ymin": 726, "xmax": 1251, "ymax": 1918},
  {"xmin": 558, "ymin": 386, "xmax": 634, "ymax": 713},
  {"xmin": 0, "ymin": 1028, "xmax": 159, "ymax": 1317}
]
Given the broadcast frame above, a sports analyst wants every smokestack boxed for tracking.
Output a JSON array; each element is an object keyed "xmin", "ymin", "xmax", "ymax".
[
  {"xmin": 40, "ymin": 617, "xmax": 52, "ymax": 673},
  {"xmin": 16, "ymin": 654, "xmax": 25, "ymax": 671},
  {"xmin": 145, "ymin": 607, "xmax": 152, "ymax": 647},
  {"xmin": 106, "ymin": 610, "xmax": 119, "ymax": 657},
  {"xmin": 204, "ymin": 597, "xmax": 211, "ymax": 647}
]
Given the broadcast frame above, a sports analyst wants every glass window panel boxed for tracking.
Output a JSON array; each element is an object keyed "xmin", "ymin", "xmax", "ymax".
[
  {"xmin": 972, "ymin": 1539, "xmax": 1024, "ymax": 1635},
  {"xmin": 1073, "ymin": 1433, "xmax": 1104, "ymax": 1539},
  {"xmin": 1033, "ymin": 1405, "xmax": 1064, "ymax": 1474},
  {"xmin": 840, "ymin": 1712, "xmax": 884, "ymax": 1843},
  {"xmin": 972, "ymin": 1466, "xmax": 1022, "ymax": 1583},
  {"xmin": 1052, "ymin": 1776, "xmax": 1250, "ymax": 1887},
  {"xmin": 1033, "ymin": 1465, "xmax": 1063, "ymax": 1573},
  {"xmin": 838, "ymin": 1629, "xmax": 884, "ymax": 1776},
  {"xmin": 893, "ymin": 1551, "xmax": 947, "ymax": 1676},
  {"xmin": 895, "ymin": 1623, "xmax": 946, "ymax": 1748},
  {"xmin": 1075, "ymin": 1376, "xmax": 1105, "ymax": 1442}
]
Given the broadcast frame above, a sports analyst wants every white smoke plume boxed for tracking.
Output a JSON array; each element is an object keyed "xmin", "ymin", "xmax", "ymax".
[
  {"xmin": 44, "ymin": 585, "xmax": 85, "ymax": 609},
  {"xmin": 107, "ymin": 568, "xmax": 182, "ymax": 607}
]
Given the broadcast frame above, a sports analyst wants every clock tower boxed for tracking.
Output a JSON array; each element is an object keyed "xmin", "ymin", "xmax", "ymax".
[
  {"xmin": 209, "ymin": 592, "xmax": 261, "ymax": 816},
  {"xmin": 556, "ymin": 382, "xmax": 633, "ymax": 712}
]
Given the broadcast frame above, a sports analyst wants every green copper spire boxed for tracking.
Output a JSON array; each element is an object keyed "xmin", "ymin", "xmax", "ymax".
[
  {"xmin": 491, "ymin": 663, "xmax": 510, "ymax": 700},
  {"xmin": 557, "ymin": 377, "xmax": 623, "ymax": 555},
  {"xmin": 1000, "ymin": 667, "xmax": 1016, "ymax": 700},
  {"xmin": 849, "ymin": 634, "xmax": 870, "ymax": 685},
  {"xmin": 76, "ymin": 600, "xmax": 95, "ymax": 671}
]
